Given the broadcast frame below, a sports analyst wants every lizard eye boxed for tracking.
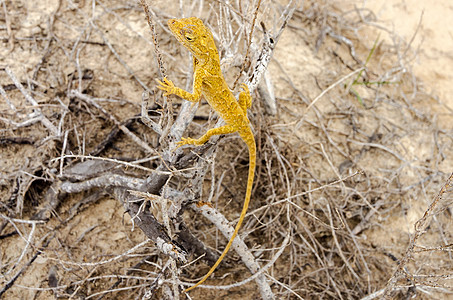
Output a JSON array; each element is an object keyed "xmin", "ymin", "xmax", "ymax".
[{"xmin": 185, "ymin": 36, "xmax": 194, "ymax": 42}]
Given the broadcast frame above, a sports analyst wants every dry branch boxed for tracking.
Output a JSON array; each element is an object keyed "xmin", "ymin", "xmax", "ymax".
[
  {"xmin": 383, "ymin": 173, "xmax": 453, "ymax": 299},
  {"xmin": 3, "ymin": 67, "xmax": 59, "ymax": 136},
  {"xmin": 69, "ymin": 90, "xmax": 156, "ymax": 154},
  {"xmin": 190, "ymin": 203, "xmax": 274, "ymax": 299}
]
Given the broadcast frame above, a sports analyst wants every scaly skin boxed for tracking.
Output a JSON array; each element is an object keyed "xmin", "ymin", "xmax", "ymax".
[{"xmin": 157, "ymin": 17, "xmax": 256, "ymax": 293}]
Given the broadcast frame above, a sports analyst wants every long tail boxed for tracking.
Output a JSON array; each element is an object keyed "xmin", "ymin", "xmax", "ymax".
[{"xmin": 184, "ymin": 131, "xmax": 256, "ymax": 293}]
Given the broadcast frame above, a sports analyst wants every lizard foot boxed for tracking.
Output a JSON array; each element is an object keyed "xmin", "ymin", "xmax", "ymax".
[
  {"xmin": 156, "ymin": 77, "xmax": 176, "ymax": 97},
  {"xmin": 240, "ymin": 83, "xmax": 250, "ymax": 94},
  {"xmin": 239, "ymin": 83, "xmax": 252, "ymax": 111},
  {"xmin": 175, "ymin": 137, "xmax": 199, "ymax": 149}
]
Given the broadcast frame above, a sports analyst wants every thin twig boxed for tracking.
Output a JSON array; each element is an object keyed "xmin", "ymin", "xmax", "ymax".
[
  {"xmin": 69, "ymin": 90, "xmax": 156, "ymax": 154},
  {"xmin": 4, "ymin": 67, "xmax": 59, "ymax": 135}
]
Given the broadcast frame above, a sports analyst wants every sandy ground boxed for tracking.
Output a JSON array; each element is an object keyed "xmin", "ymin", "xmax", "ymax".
[{"xmin": 366, "ymin": 1, "xmax": 453, "ymax": 109}]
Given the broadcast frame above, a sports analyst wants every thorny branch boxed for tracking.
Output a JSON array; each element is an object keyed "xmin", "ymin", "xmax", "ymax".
[{"xmin": 383, "ymin": 173, "xmax": 453, "ymax": 299}]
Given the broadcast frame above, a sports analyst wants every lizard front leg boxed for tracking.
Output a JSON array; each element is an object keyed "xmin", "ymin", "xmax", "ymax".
[
  {"xmin": 157, "ymin": 68, "xmax": 203, "ymax": 103},
  {"xmin": 156, "ymin": 78, "xmax": 201, "ymax": 103},
  {"xmin": 238, "ymin": 83, "xmax": 252, "ymax": 114},
  {"xmin": 177, "ymin": 125, "xmax": 236, "ymax": 148}
]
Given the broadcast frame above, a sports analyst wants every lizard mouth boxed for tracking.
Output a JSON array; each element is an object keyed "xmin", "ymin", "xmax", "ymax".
[
  {"xmin": 167, "ymin": 18, "xmax": 200, "ymax": 55},
  {"xmin": 167, "ymin": 19, "xmax": 178, "ymax": 29},
  {"xmin": 167, "ymin": 19, "xmax": 181, "ymax": 36}
]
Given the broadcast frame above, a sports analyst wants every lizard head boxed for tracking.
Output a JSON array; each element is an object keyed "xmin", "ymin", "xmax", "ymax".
[{"xmin": 167, "ymin": 17, "xmax": 217, "ymax": 61}]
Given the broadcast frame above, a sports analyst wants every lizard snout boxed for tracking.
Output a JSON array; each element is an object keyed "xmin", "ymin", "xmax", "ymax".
[{"xmin": 167, "ymin": 19, "xmax": 176, "ymax": 28}]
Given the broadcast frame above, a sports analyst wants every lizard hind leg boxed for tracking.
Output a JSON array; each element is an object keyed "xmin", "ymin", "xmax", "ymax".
[
  {"xmin": 238, "ymin": 83, "xmax": 252, "ymax": 114},
  {"xmin": 176, "ymin": 125, "xmax": 236, "ymax": 148}
]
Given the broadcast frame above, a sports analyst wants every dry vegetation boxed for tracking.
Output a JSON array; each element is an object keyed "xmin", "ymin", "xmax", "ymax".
[{"xmin": 1, "ymin": 0, "xmax": 453, "ymax": 299}]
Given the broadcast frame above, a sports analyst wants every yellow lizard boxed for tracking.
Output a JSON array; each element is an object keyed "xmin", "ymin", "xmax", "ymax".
[{"xmin": 157, "ymin": 17, "xmax": 256, "ymax": 292}]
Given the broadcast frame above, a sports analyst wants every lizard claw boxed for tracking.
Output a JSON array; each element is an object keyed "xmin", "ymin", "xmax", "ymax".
[
  {"xmin": 240, "ymin": 83, "xmax": 250, "ymax": 94},
  {"xmin": 156, "ymin": 77, "xmax": 175, "ymax": 97},
  {"xmin": 239, "ymin": 83, "xmax": 252, "ymax": 110},
  {"xmin": 173, "ymin": 137, "xmax": 199, "ymax": 152},
  {"xmin": 172, "ymin": 138, "xmax": 189, "ymax": 152}
]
